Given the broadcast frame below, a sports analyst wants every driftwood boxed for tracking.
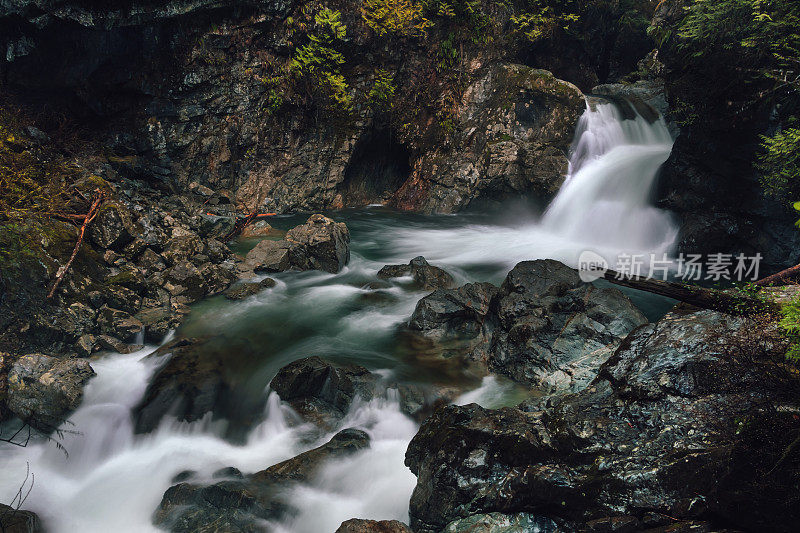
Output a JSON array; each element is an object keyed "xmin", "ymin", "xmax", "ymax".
[
  {"xmin": 600, "ymin": 269, "xmax": 779, "ymax": 316},
  {"xmin": 756, "ymin": 263, "xmax": 800, "ymax": 287},
  {"xmin": 222, "ymin": 209, "xmax": 259, "ymax": 242},
  {"xmin": 46, "ymin": 192, "xmax": 105, "ymax": 299}
]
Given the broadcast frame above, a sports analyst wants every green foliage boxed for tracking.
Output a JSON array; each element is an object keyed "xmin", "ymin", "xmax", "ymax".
[
  {"xmin": 678, "ymin": 0, "xmax": 800, "ymax": 94},
  {"xmin": 361, "ymin": 0, "xmax": 431, "ymax": 38},
  {"xmin": 422, "ymin": 0, "xmax": 493, "ymax": 42},
  {"xmin": 759, "ymin": 125, "xmax": 800, "ymax": 199},
  {"xmin": 779, "ymin": 295, "xmax": 800, "ymax": 361},
  {"xmin": 436, "ymin": 32, "xmax": 459, "ymax": 71},
  {"xmin": 290, "ymin": 7, "xmax": 353, "ymax": 113},
  {"xmin": 511, "ymin": 0, "xmax": 580, "ymax": 44},
  {"xmin": 367, "ymin": 69, "xmax": 397, "ymax": 109}
]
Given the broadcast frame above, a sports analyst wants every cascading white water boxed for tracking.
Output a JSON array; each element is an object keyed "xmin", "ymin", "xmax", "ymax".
[
  {"xmin": 388, "ymin": 98, "xmax": 678, "ymax": 270},
  {"xmin": 541, "ymin": 100, "xmax": 677, "ymax": 254},
  {"xmin": 0, "ymin": 97, "xmax": 679, "ymax": 533}
]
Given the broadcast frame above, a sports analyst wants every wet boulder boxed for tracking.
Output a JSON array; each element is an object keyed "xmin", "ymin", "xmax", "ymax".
[
  {"xmin": 442, "ymin": 513, "xmax": 557, "ymax": 533},
  {"xmin": 163, "ymin": 261, "xmax": 208, "ymax": 302},
  {"xmin": 133, "ymin": 338, "xmax": 231, "ymax": 433},
  {"xmin": 270, "ymin": 356, "xmax": 379, "ymax": 425},
  {"xmin": 408, "ymin": 282, "xmax": 501, "ymax": 361},
  {"xmin": 135, "ymin": 306, "xmax": 182, "ymax": 343},
  {"xmin": 97, "ymin": 305, "xmax": 144, "ymax": 342},
  {"xmin": 242, "ymin": 239, "xmax": 292, "ymax": 273},
  {"xmin": 0, "ymin": 504, "xmax": 44, "ymax": 533},
  {"xmin": 285, "ymin": 214, "xmax": 350, "ymax": 273},
  {"xmin": 241, "ymin": 214, "xmax": 350, "ymax": 275},
  {"xmin": 407, "ymin": 260, "xmax": 647, "ymax": 393},
  {"xmin": 271, "ymin": 357, "xmax": 457, "ymax": 427},
  {"xmin": 89, "ymin": 203, "xmax": 139, "ymax": 250},
  {"xmin": 378, "ymin": 256, "xmax": 456, "ymax": 291},
  {"xmin": 223, "ymin": 278, "xmax": 276, "ymax": 300},
  {"xmin": 6, "ymin": 353, "xmax": 95, "ymax": 432},
  {"xmin": 154, "ymin": 429, "xmax": 370, "ymax": 532},
  {"xmin": 161, "ymin": 234, "xmax": 203, "ymax": 266},
  {"xmin": 336, "ymin": 519, "xmax": 414, "ymax": 533},
  {"xmin": 405, "ymin": 309, "xmax": 799, "ymax": 532},
  {"xmin": 197, "ymin": 262, "xmax": 237, "ymax": 295}
]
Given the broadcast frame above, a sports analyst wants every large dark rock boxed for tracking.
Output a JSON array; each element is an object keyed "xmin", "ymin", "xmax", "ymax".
[
  {"xmin": 133, "ymin": 338, "xmax": 232, "ymax": 433},
  {"xmin": 405, "ymin": 309, "xmax": 799, "ymax": 532},
  {"xmin": 378, "ymin": 256, "xmax": 456, "ymax": 291},
  {"xmin": 89, "ymin": 203, "xmax": 139, "ymax": 250},
  {"xmin": 408, "ymin": 282, "xmax": 501, "ymax": 361},
  {"xmin": 242, "ymin": 214, "xmax": 350, "ymax": 275},
  {"xmin": 407, "ymin": 260, "xmax": 647, "ymax": 393},
  {"xmin": 0, "ymin": 504, "xmax": 44, "ymax": 533},
  {"xmin": 270, "ymin": 356, "xmax": 378, "ymax": 424},
  {"xmin": 271, "ymin": 356, "xmax": 456, "ymax": 427},
  {"xmin": 6, "ymin": 353, "xmax": 95, "ymax": 432},
  {"xmin": 154, "ymin": 429, "xmax": 370, "ymax": 532}
]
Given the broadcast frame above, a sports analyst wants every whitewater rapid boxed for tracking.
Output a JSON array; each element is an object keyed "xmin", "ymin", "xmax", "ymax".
[{"xmin": 0, "ymin": 98, "xmax": 678, "ymax": 532}]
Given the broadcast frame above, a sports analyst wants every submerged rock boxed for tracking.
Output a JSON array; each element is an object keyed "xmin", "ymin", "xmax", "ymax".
[
  {"xmin": 407, "ymin": 260, "xmax": 647, "ymax": 393},
  {"xmin": 223, "ymin": 278, "xmax": 276, "ymax": 300},
  {"xmin": 378, "ymin": 256, "xmax": 456, "ymax": 291},
  {"xmin": 133, "ymin": 338, "xmax": 231, "ymax": 433},
  {"xmin": 154, "ymin": 429, "xmax": 370, "ymax": 532},
  {"xmin": 405, "ymin": 309, "xmax": 799, "ymax": 532},
  {"xmin": 241, "ymin": 214, "xmax": 350, "ymax": 275},
  {"xmin": 271, "ymin": 356, "xmax": 457, "ymax": 427},
  {"xmin": 336, "ymin": 518, "xmax": 414, "ymax": 533},
  {"xmin": 6, "ymin": 353, "xmax": 95, "ymax": 432},
  {"xmin": 270, "ymin": 356, "xmax": 378, "ymax": 425}
]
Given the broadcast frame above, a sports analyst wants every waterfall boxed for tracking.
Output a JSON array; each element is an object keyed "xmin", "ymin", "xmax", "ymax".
[
  {"xmin": 541, "ymin": 99, "xmax": 678, "ymax": 256},
  {"xmin": 387, "ymin": 97, "xmax": 678, "ymax": 270}
]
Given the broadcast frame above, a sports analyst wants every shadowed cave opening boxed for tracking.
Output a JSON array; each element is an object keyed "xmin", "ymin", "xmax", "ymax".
[{"xmin": 339, "ymin": 129, "xmax": 411, "ymax": 207}]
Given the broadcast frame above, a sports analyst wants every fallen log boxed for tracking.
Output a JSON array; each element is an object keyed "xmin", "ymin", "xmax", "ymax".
[
  {"xmin": 47, "ymin": 192, "xmax": 105, "ymax": 299},
  {"xmin": 599, "ymin": 269, "xmax": 779, "ymax": 316},
  {"xmin": 756, "ymin": 263, "xmax": 800, "ymax": 287},
  {"xmin": 222, "ymin": 210, "xmax": 276, "ymax": 242}
]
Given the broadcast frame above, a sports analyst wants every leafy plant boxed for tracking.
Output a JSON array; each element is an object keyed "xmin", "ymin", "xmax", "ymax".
[
  {"xmin": 511, "ymin": 0, "xmax": 580, "ymax": 44},
  {"xmin": 779, "ymin": 295, "xmax": 800, "ymax": 361},
  {"xmin": 759, "ymin": 125, "xmax": 800, "ymax": 200},
  {"xmin": 361, "ymin": 0, "xmax": 431, "ymax": 38},
  {"xmin": 367, "ymin": 69, "xmax": 397, "ymax": 109},
  {"xmin": 290, "ymin": 7, "xmax": 353, "ymax": 113}
]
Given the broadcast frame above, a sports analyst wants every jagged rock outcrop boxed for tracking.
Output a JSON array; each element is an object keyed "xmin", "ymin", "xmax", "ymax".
[
  {"xmin": 407, "ymin": 260, "xmax": 647, "ymax": 393},
  {"xmin": 442, "ymin": 512, "xmax": 557, "ymax": 533},
  {"xmin": 405, "ymin": 308, "xmax": 800, "ymax": 532},
  {"xmin": 5, "ymin": 353, "xmax": 95, "ymax": 432},
  {"xmin": 241, "ymin": 214, "xmax": 350, "ymax": 275},
  {"xmin": 378, "ymin": 256, "xmax": 456, "ymax": 291},
  {"xmin": 391, "ymin": 64, "xmax": 585, "ymax": 213},
  {"xmin": 336, "ymin": 518, "xmax": 414, "ymax": 533},
  {"xmin": 154, "ymin": 428, "xmax": 370, "ymax": 532}
]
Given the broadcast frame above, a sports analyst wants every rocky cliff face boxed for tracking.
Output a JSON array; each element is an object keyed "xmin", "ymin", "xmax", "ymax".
[{"xmin": 0, "ymin": 0, "xmax": 628, "ymax": 216}]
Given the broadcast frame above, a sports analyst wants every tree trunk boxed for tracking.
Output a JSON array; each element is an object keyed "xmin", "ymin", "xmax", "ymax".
[
  {"xmin": 600, "ymin": 270, "xmax": 779, "ymax": 316},
  {"xmin": 756, "ymin": 263, "xmax": 800, "ymax": 287}
]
